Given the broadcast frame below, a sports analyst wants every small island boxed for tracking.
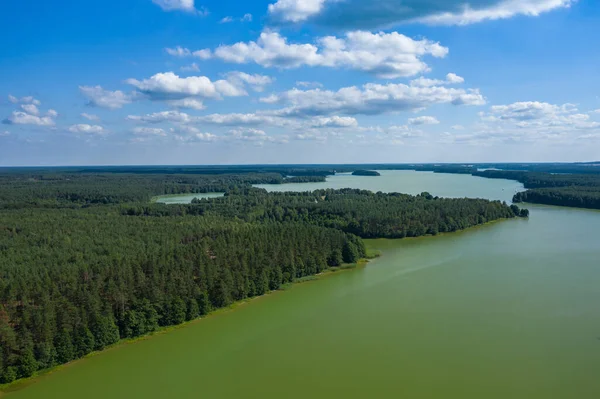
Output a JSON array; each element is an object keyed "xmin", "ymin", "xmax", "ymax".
[{"xmin": 352, "ymin": 170, "xmax": 381, "ymax": 177}]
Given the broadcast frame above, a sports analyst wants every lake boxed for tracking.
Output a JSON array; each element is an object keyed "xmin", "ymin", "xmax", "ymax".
[
  {"xmin": 7, "ymin": 172, "xmax": 600, "ymax": 398},
  {"xmin": 153, "ymin": 192, "xmax": 225, "ymax": 204}
]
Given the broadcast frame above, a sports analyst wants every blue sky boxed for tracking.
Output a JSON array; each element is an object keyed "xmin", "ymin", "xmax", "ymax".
[{"xmin": 1, "ymin": 0, "xmax": 599, "ymax": 165}]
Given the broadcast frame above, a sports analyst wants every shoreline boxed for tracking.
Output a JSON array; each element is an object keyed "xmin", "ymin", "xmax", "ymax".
[{"xmin": 0, "ymin": 258, "xmax": 374, "ymax": 395}]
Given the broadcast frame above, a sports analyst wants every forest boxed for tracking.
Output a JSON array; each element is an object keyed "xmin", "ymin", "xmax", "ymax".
[
  {"xmin": 470, "ymin": 170, "xmax": 600, "ymax": 210},
  {"xmin": 352, "ymin": 170, "xmax": 381, "ymax": 176},
  {"xmin": 0, "ymin": 169, "xmax": 528, "ymax": 384}
]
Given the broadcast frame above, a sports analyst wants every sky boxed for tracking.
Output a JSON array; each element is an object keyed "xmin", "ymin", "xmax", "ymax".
[{"xmin": 1, "ymin": 0, "xmax": 599, "ymax": 166}]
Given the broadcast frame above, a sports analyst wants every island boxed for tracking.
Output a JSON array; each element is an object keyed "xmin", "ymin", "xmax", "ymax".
[{"xmin": 352, "ymin": 170, "xmax": 381, "ymax": 176}]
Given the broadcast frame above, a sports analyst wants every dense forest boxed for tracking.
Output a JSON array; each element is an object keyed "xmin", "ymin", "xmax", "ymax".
[
  {"xmin": 0, "ymin": 169, "xmax": 527, "ymax": 384},
  {"xmin": 470, "ymin": 170, "xmax": 600, "ymax": 210},
  {"xmin": 352, "ymin": 170, "xmax": 381, "ymax": 176}
]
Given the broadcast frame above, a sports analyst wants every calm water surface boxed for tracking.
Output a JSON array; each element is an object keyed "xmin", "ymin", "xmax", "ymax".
[
  {"xmin": 8, "ymin": 172, "xmax": 600, "ymax": 398},
  {"xmin": 154, "ymin": 192, "xmax": 224, "ymax": 204}
]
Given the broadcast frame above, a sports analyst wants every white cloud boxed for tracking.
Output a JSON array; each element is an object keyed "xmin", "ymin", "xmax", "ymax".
[
  {"xmin": 189, "ymin": 132, "xmax": 219, "ymax": 142},
  {"xmin": 451, "ymin": 124, "xmax": 465, "ymax": 130},
  {"xmin": 132, "ymin": 126, "xmax": 167, "ymax": 136},
  {"xmin": 69, "ymin": 124, "xmax": 105, "ymax": 134},
  {"xmin": 311, "ymin": 116, "xmax": 358, "ymax": 128},
  {"xmin": 228, "ymin": 128, "xmax": 288, "ymax": 144},
  {"xmin": 0, "ymin": 131, "xmax": 10, "ymax": 137},
  {"xmin": 266, "ymin": 0, "xmax": 575, "ymax": 27},
  {"xmin": 125, "ymin": 72, "xmax": 247, "ymax": 100},
  {"xmin": 193, "ymin": 49, "xmax": 212, "ymax": 59},
  {"xmin": 268, "ymin": 0, "xmax": 327, "ymax": 22},
  {"xmin": 294, "ymin": 132, "xmax": 328, "ymax": 142},
  {"xmin": 80, "ymin": 86, "xmax": 133, "ymax": 109},
  {"xmin": 20, "ymin": 104, "xmax": 40, "ymax": 116},
  {"xmin": 418, "ymin": 0, "xmax": 576, "ymax": 26},
  {"xmin": 446, "ymin": 73, "xmax": 465, "ymax": 84},
  {"xmin": 8, "ymin": 95, "xmax": 41, "ymax": 105},
  {"xmin": 408, "ymin": 116, "xmax": 440, "ymax": 125},
  {"xmin": 166, "ymin": 46, "xmax": 192, "ymax": 57},
  {"xmin": 296, "ymin": 81, "xmax": 323, "ymax": 88},
  {"xmin": 410, "ymin": 73, "xmax": 465, "ymax": 87},
  {"xmin": 181, "ymin": 63, "xmax": 200, "ymax": 72},
  {"xmin": 167, "ymin": 98, "xmax": 206, "ymax": 110},
  {"xmin": 152, "ymin": 0, "xmax": 203, "ymax": 13},
  {"xmin": 224, "ymin": 71, "xmax": 274, "ymax": 92},
  {"xmin": 454, "ymin": 101, "xmax": 600, "ymax": 145},
  {"xmin": 219, "ymin": 13, "xmax": 252, "ymax": 23},
  {"xmin": 3, "ymin": 108, "xmax": 57, "ymax": 126},
  {"xmin": 264, "ymin": 82, "xmax": 485, "ymax": 117},
  {"xmin": 81, "ymin": 113, "xmax": 100, "ymax": 121},
  {"xmin": 486, "ymin": 101, "xmax": 578, "ymax": 122},
  {"xmin": 198, "ymin": 113, "xmax": 282, "ymax": 126},
  {"xmin": 259, "ymin": 94, "xmax": 280, "ymax": 104},
  {"xmin": 200, "ymin": 30, "xmax": 448, "ymax": 78},
  {"xmin": 127, "ymin": 110, "xmax": 194, "ymax": 124},
  {"xmin": 171, "ymin": 125, "xmax": 219, "ymax": 142}
]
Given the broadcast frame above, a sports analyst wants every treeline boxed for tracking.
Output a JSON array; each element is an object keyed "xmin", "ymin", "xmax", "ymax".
[
  {"xmin": 513, "ymin": 187, "xmax": 600, "ymax": 209},
  {"xmin": 0, "ymin": 173, "xmax": 325, "ymax": 209},
  {"xmin": 123, "ymin": 189, "xmax": 527, "ymax": 238},
  {"xmin": 0, "ymin": 208, "xmax": 364, "ymax": 383},
  {"xmin": 352, "ymin": 170, "xmax": 381, "ymax": 176},
  {"xmin": 470, "ymin": 170, "xmax": 600, "ymax": 210}
]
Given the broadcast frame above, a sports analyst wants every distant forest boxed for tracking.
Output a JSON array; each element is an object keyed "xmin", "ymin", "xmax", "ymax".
[{"xmin": 0, "ymin": 168, "xmax": 527, "ymax": 384}]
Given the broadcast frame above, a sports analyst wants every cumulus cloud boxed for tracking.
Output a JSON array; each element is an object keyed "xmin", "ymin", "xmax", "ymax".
[
  {"xmin": 69, "ymin": 124, "xmax": 105, "ymax": 134},
  {"xmin": 125, "ymin": 72, "xmax": 247, "ymax": 100},
  {"xmin": 311, "ymin": 116, "xmax": 358, "ymax": 128},
  {"xmin": 224, "ymin": 71, "xmax": 274, "ymax": 92},
  {"xmin": 194, "ymin": 30, "xmax": 448, "ymax": 78},
  {"xmin": 198, "ymin": 113, "xmax": 284, "ymax": 126},
  {"xmin": 408, "ymin": 116, "xmax": 440, "ymax": 125},
  {"xmin": 81, "ymin": 113, "xmax": 100, "ymax": 121},
  {"xmin": 268, "ymin": 0, "xmax": 327, "ymax": 22},
  {"xmin": 259, "ymin": 94, "xmax": 280, "ymax": 104},
  {"xmin": 127, "ymin": 110, "xmax": 194, "ymax": 124},
  {"xmin": 167, "ymin": 98, "xmax": 206, "ymax": 110},
  {"xmin": 80, "ymin": 86, "xmax": 133, "ymax": 109},
  {"xmin": 228, "ymin": 128, "xmax": 288, "ymax": 144},
  {"xmin": 132, "ymin": 126, "xmax": 167, "ymax": 136},
  {"xmin": 417, "ymin": 0, "xmax": 576, "ymax": 26},
  {"xmin": 262, "ymin": 82, "xmax": 485, "ymax": 118},
  {"xmin": 166, "ymin": 46, "xmax": 192, "ymax": 57},
  {"xmin": 266, "ymin": 0, "xmax": 575, "ymax": 28},
  {"xmin": 410, "ymin": 73, "xmax": 465, "ymax": 87},
  {"xmin": 3, "ymin": 107, "xmax": 58, "ymax": 126},
  {"xmin": 20, "ymin": 104, "xmax": 40, "ymax": 116},
  {"xmin": 152, "ymin": 0, "xmax": 208, "ymax": 14},
  {"xmin": 296, "ymin": 81, "xmax": 323, "ymax": 89},
  {"xmin": 8, "ymin": 95, "xmax": 41, "ymax": 106},
  {"xmin": 452, "ymin": 100, "xmax": 600, "ymax": 145},
  {"xmin": 220, "ymin": 13, "xmax": 252, "ymax": 23},
  {"xmin": 181, "ymin": 63, "xmax": 200, "ymax": 72}
]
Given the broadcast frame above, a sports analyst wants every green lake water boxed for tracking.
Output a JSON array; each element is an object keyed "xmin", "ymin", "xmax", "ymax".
[{"xmin": 7, "ymin": 171, "xmax": 600, "ymax": 398}]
